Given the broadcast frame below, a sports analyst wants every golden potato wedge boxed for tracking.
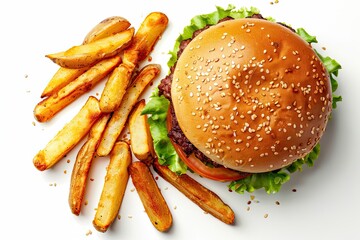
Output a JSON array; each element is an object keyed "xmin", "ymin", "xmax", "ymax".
[
  {"xmin": 34, "ymin": 56, "xmax": 121, "ymax": 122},
  {"xmin": 68, "ymin": 113, "xmax": 110, "ymax": 216},
  {"xmin": 41, "ymin": 17, "xmax": 130, "ymax": 98},
  {"xmin": 83, "ymin": 16, "xmax": 131, "ymax": 44},
  {"xmin": 33, "ymin": 96, "xmax": 102, "ymax": 171},
  {"xmin": 97, "ymin": 64, "xmax": 161, "ymax": 157},
  {"xmin": 93, "ymin": 141, "xmax": 131, "ymax": 232},
  {"xmin": 98, "ymin": 12, "xmax": 167, "ymax": 112},
  {"xmin": 99, "ymin": 63, "xmax": 132, "ymax": 112},
  {"xmin": 129, "ymin": 161, "xmax": 172, "ymax": 232},
  {"xmin": 46, "ymin": 28, "xmax": 134, "ymax": 69},
  {"xmin": 153, "ymin": 161, "xmax": 235, "ymax": 225},
  {"xmin": 129, "ymin": 99, "xmax": 154, "ymax": 163},
  {"xmin": 41, "ymin": 67, "xmax": 89, "ymax": 98},
  {"xmin": 123, "ymin": 12, "xmax": 168, "ymax": 64}
]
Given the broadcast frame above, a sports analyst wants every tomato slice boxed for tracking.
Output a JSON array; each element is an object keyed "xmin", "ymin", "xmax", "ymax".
[{"xmin": 166, "ymin": 108, "xmax": 250, "ymax": 182}]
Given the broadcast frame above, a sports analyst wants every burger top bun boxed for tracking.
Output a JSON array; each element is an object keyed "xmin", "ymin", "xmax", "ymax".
[{"xmin": 171, "ymin": 18, "xmax": 332, "ymax": 173}]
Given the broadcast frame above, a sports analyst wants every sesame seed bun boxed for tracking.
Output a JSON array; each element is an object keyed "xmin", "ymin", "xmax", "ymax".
[{"xmin": 171, "ymin": 18, "xmax": 332, "ymax": 173}]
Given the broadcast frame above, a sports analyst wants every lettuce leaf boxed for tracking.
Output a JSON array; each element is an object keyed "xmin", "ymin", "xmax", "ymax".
[
  {"xmin": 313, "ymin": 50, "xmax": 343, "ymax": 108},
  {"xmin": 142, "ymin": 89, "xmax": 187, "ymax": 174},
  {"xmin": 144, "ymin": 5, "xmax": 342, "ymax": 194},
  {"xmin": 296, "ymin": 28, "xmax": 318, "ymax": 44},
  {"xmin": 229, "ymin": 144, "xmax": 320, "ymax": 194}
]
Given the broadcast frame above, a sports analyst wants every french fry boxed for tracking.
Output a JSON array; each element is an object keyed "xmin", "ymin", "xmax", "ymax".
[
  {"xmin": 33, "ymin": 96, "xmax": 102, "ymax": 171},
  {"xmin": 93, "ymin": 141, "xmax": 131, "ymax": 232},
  {"xmin": 41, "ymin": 67, "xmax": 89, "ymax": 98},
  {"xmin": 123, "ymin": 12, "xmax": 168, "ymax": 65},
  {"xmin": 46, "ymin": 28, "xmax": 134, "ymax": 69},
  {"xmin": 41, "ymin": 16, "xmax": 130, "ymax": 98},
  {"xmin": 129, "ymin": 161, "xmax": 172, "ymax": 232},
  {"xmin": 153, "ymin": 161, "xmax": 235, "ymax": 225},
  {"xmin": 99, "ymin": 63, "xmax": 132, "ymax": 112},
  {"xmin": 68, "ymin": 113, "xmax": 110, "ymax": 216},
  {"xmin": 128, "ymin": 99, "xmax": 154, "ymax": 163},
  {"xmin": 34, "ymin": 56, "xmax": 121, "ymax": 122},
  {"xmin": 99, "ymin": 12, "xmax": 168, "ymax": 113},
  {"xmin": 97, "ymin": 64, "xmax": 161, "ymax": 156},
  {"xmin": 83, "ymin": 16, "xmax": 131, "ymax": 44}
]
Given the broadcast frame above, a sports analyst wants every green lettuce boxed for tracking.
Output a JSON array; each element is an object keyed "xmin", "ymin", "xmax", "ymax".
[
  {"xmin": 143, "ymin": 5, "xmax": 342, "ymax": 194},
  {"xmin": 315, "ymin": 50, "xmax": 343, "ymax": 109},
  {"xmin": 142, "ymin": 88, "xmax": 187, "ymax": 174}
]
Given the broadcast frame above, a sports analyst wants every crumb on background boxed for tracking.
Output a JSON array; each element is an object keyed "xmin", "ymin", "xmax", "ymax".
[{"xmin": 85, "ymin": 229, "xmax": 92, "ymax": 236}]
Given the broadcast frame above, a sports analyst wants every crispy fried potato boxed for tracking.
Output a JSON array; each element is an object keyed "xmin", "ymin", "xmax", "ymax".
[
  {"xmin": 93, "ymin": 141, "xmax": 131, "ymax": 232},
  {"xmin": 33, "ymin": 96, "xmax": 102, "ymax": 171},
  {"xmin": 41, "ymin": 17, "xmax": 129, "ymax": 98},
  {"xmin": 153, "ymin": 161, "xmax": 235, "ymax": 225},
  {"xmin": 68, "ymin": 113, "xmax": 110, "ymax": 216},
  {"xmin": 129, "ymin": 99, "xmax": 154, "ymax": 163},
  {"xmin": 97, "ymin": 64, "xmax": 161, "ymax": 157},
  {"xmin": 129, "ymin": 161, "xmax": 172, "ymax": 232},
  {"xmin": 41, "ymin": 67, "xmax": 89, "ymax": 98},
  {"xmin": 34, "ymin": 56, "xmax": 121, "ymax": 122},
  {"xmin": 46, "ymin": 28, "xmax": 134, "ymax": 69},
  {"xmin": 99, "ymin": 63, "xmax": 132, "ymax": 112},
  {"xmin": 123, "ymin": 12, "xmax": 168, "ymax": 64},
  {"xmin": 98, "ymin": 12, "xmax": 168, "ymax": 112},
  {"xmin": 83, "ymin": 16, "xmax": 131, "ymax": 44}
]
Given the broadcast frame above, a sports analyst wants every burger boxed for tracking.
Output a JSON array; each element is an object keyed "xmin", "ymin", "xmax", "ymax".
[{"xmin": 142, "ymin": 6, "xmax": 342, "ymax": 193}]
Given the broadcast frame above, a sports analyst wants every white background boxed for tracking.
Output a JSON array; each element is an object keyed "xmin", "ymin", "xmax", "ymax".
[{"xmin": 1, "ymin": 0, "xmax": 359, "ymax": 239}]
